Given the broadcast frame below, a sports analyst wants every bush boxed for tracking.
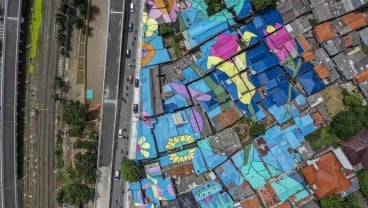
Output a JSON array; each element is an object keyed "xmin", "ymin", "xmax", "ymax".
[
  {"xmin": 309, "ymin": 18, "xmax": 318, "ymax": 27},
  {"xmin": 358, "ymin": 170, "xmax": 368, "ymax": 198},
  {"xmin": 320, "ymin": 194, "xmax": 344, "ymax": 208},
  {"xmin": 74, "ymin": 151, "xmax": 97, "ymax": 184},
  {"xmin": 343, "ymin": 192, "xmax": 360, "ymax": 208},
  {"xmin": 205, "ymin": 0, "xmax": 225, "ymax": 16},
  {"xmin": 62, "ymin": 100, "xmax": 87, "ymax": 126},
  {"xmin": 74, "ymin": 140, "xmax": 97, "ymax": 150},
  {"xmin": 158, "ymin": 23, "xmax": 175, "ymax": 36},
  {"xmin": 343, "ymin": 93, "xmax": 363, "ymax": 107},
  {"xmin": 68, "ymin": 125, "xmax": 84, "ymax": 137},
  {"xmin": 121, "ymin": 160, "xmax": 141, "ymax": 182},
  {"xmin": 251, "ymin": 0, "xmax": 278, "ymax": 11},
  {"xmin": 56, "ymin": 183, "xmax": 94, "ymax": 205},
  {"xmin": 249, "ymin": 123, "xmax": 266, "ymax": 137},
  {"xmin": 363, "ymin": 45, "xmax": 368, "ymax": 55}
]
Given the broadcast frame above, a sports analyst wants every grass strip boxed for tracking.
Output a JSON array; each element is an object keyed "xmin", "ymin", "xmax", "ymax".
[{"xmin": 29, "ymin": 0, "xmax": 43, "ymax": 73}]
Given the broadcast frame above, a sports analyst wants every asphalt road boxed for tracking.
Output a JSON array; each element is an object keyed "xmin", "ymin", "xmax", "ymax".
[
  {"xmin": 99, "ymin": 0, "xmax": 124, "ymax": 168},
  {"xmin": 2, "ymin": 0, "xmax": 21, "ymax": 207},
  {"xmin": 33, "ymin": 0, "xmax": 58, "ymax": 207},
  {"xmin": 111, "ymin": 0, "xmax": 143, "ymax": 207}
]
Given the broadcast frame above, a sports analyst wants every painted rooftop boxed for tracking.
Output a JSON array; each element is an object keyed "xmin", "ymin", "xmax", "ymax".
[{"xmin": 127, "ymin": 0, "xmax": 343, "ymax": 207}]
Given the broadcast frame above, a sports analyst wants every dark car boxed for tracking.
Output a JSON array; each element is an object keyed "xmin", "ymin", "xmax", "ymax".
[
  {"xmin": 129, "ymin": 23, "xmax": 133, "ymax": 32},
  {"xmin": 133, "ymin": 104, "xmax": 139, "ymax": 114},
  {"xmin": 134, "ymin": 78, "xmax": 139, "ymax": 88},
  {"xmin": 127, "ymin": 74, "xmax": 134, "ymax": 84}
]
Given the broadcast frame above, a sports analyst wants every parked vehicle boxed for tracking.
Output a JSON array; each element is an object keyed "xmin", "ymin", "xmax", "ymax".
[
  {"xmin": 133, "ymin": 104, "xmax": 139, "ymax": 114},
  {"xmin": 128, "ymin": 74, "xmax": 134, "ymax": 84},
  {"xmin": 114, "ymin": 170, "xmax": 121, "ymax": 180},
  {"xmin": 130, "ymin": 2, "xmax": 134, "ymax": 13},
  {"xmin": 118, "ymin": 129, "xmax": 123, "ymax": 138},
  {"xmin": 126, "ymin": 49, "xmax": 131, "ymax": 58}
]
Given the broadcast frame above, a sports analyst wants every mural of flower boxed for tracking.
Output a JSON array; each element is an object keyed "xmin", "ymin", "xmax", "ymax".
[
  {"xmin": 142, "ymin": 12, "xmax": 158, "ymax": 37},
  {"xmin": 165, "ymin": 135, "xmax": 195, "ymax": 150},
  {"xmin": 264, "ymin": 23, "xmax": 296, "ymax": 62},
  {"xmin": 147, "ymin": 0, "xmax": 179, "ymax": 23},
  {"xmin": 136, "ymin": 136, "xmax": 151, "ymax": 158},
  {"xmin": 210, "ymin": 34, "xmax": 239, "ymax": 60},
  {"xmin": 168, "ymin": 148, "xmax": 196, "ymax": 163},
  {"xmin": 141, "ymin": 42, "xmax": 156, "ymax": 67}
]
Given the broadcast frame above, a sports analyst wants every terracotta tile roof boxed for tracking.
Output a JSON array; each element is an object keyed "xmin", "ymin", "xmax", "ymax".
[
  {"xmin": 311, "ymin": 111, "xmax": 325, "ymax": 124},
  {"xmin": 167, "ymin": 163, "xmax": 194, "ymax": 177},
  {"xmin": 240, "ymin": 195, "xmax": 262, "ymax": 208},
  {"xmin": 314, "ymin": 22, "xmax": 337, "ymax": 43},
  {"xmin": 314, "ymin": 64, "xmax": 330, "ymax": 79},
  {"xmin": 276, "ymin": 202, "xmax": 292, "ymax": 208},
  {"xmin": 341, "ymin": 12, "xmax": 368, "ymax": 30},
  {"xmin": 301, "ymin": 152, "xmax": 351, "ymax": 199},
  {"xmin": 297, "ymin": 34, "xmax": 312, "ymax": 51},
  {"xmin": 355, "ymin": 70, "xmax": 368, "ymax": 83},
  {"xmin": 302, "ymin": 51, "xmax": 315, "ymax": 62},
  {"xmin": 259, "ymin": 183, "xmax": 279, "ymax": 207}
]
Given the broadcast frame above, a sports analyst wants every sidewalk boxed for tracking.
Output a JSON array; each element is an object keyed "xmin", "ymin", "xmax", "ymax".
[{"xmin": 86, "ymin": 0, "xmax": 108, "ymax": 106}]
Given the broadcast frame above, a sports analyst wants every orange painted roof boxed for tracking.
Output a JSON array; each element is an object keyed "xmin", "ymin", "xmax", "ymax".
[
  {"xmin": 355, "ymin": 70, "xmax": 368, "ymax": 83},
  {"xmin": 240, "ymin": 195, "xmax": 262, "ymax": 208},
  {"xmin": 297, "ymin": 34, "xmax": 312, "ymax": 51},
  {"xmin": 314, "ymin": 64, "xmax": 330, "ymax": 79},
  {"xmin": 341, "ymin": 12, "xmax": 368, "ymax": 30},
  {"xmin": 314, "ymin": 22, "xmax": 336, "ymax": 43},
  {"xmin": 302, "ymin": 51, "xmax": 315, "ymax": 62},
  {"xmin": 301, "ymin": 153, "xmax": 351, "ymax": 199}
]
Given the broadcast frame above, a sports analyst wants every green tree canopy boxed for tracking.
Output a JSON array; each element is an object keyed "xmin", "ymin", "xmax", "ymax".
[
  {"xmin": 251, "ymin": 0, "xmax": 278, "ymax": 11},
  {"xmin": 249, "ymin": 123, "xmax": 266, "ymax": 137},
  {"xmin": 68, "ymin": 125, "xmax": 84, "ymax": 137},
  {"xmin": 121, "ymin": 159, "xmax": 141, "ymax": 182},
  {"xmin": 358, "ymin": 170, "xmax": 368, "ymax": 198},
  {"xmin": 74, "ymin": 151, "xmax": 97, "ymax": 184},
  {"xmin": 205, "ymin": 0, "xmax": 225, "ymax": 16},
  {"xmin": 158, "ymin": 23, "xmax": 175, "ymax": 36},
  {"xmin": 62, "ymin": 100, "xmax": 87, "ymax": 126},
  {"xmin": 343, "ymin": 192, "xmax": 360, "ymax": 208},
  {"xmin": 320, "ymin": 194, "xmax": 344, "ymax": 208},
  {"xmin": 56, "ymin": 183, "xmax": 94, "ymax": 205}
]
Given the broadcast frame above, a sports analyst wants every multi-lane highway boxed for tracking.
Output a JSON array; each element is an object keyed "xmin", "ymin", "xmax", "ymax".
[
  {"xmin": 111, "ymin": 0, "xmax": 144, "ymax": 205},
  {"xmin": 2, "ymin": 0, "xmax": 21, "ymax": 207},
  {"xmin": 95, "ymin": 0, "xmax": 143, "ymax": 207},
  {"xmin": 95, "ymin": 0, "xmax": 125, "ymax": 207},
  {"xmin": 33, "ymin": 0, "xmax": 58, "ymax": 207},
  {"xmin": 111, "ymin": 1, "xmax": 142, "ymax": 208}
]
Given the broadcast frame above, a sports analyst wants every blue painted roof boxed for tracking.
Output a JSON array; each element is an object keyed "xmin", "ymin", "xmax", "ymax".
[
  {"xmin": 198, "ymin": 139, "xmax": 227, "ymax": 169},
  {"xmin": 297, "ymin": 70, "xmax": 325, "ymax": 96}
]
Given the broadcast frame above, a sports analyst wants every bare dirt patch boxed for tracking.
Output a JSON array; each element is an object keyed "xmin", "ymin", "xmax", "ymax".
[{"xmin": 320, "ymin": 83, "xmax": 346, "ymax": 117}]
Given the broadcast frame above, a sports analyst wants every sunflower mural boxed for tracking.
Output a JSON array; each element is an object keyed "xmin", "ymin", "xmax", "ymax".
[
  {"xmin": 136, "ymin": 136, "xmax": 151, "ymax": 158},
  {"xmin": 168, "ymin": 147, "xmax": 196, "ymax": 163},
  {"xmin": 165, "ymin": 135, "xmax": 195, "ymax": 150}
]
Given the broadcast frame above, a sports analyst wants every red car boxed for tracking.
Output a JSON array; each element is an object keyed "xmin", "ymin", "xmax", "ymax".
[{"xmin": 127, "ymin": 74, "xmax": 134, "ymax": 84}]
